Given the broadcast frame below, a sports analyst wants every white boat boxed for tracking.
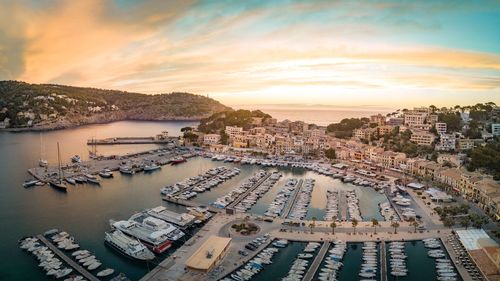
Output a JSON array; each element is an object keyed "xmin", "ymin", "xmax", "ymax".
[
  {"xmin": 97, "ymin": 268, "xmax": 115, "ymax": 277},
  {"xmin": 104, "ymin": 230, "xmax": 156, "ymax": 260}
]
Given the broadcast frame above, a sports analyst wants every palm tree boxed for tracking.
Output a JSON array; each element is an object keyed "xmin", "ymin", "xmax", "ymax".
[
  {"xmin": 371, "ymin": 218, "xmax": 379, "ymax": 234},
  {"xmin": 409, "ymin": 218, "xmax": 419, "ymax": 233},
  {"xmin": 330, "ymin": 221, "xmax": 337, "ymax": 235},
  {"xmin": 309, "ymin": 222, "xmax": 315, "ymax": 234},
  {"xmin": 352, "ymin": 218, "xmax": 359, "ymax": 234},
  {"xmin": 391, "ymin": 221, "xmax": 400, "ymax": 234}
]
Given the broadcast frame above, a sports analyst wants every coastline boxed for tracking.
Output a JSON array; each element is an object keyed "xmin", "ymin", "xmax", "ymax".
[{"xmin": 0, "ymin": 116, "xmax": 202, "ymax": 133}]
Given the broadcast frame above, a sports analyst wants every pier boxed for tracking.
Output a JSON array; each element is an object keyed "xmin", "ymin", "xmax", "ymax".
[
  {"xmin": 87, "ymin": 136, "xmax": 177, "ymax": 145},
  {"xmin": 227, "ymin": 172, "xmax": 273, "ymax": 209},
  {"xmin": 161, "ymin": 197, "xmax": 222, "ymax": 213},
  {"xmin": 380, "ymin": 241, "xmax": 387, "ymax": 281},
  {"xmin": 338, "ymin": 190, "xmax": 348, "ymax": 220},
  {"xmin": 302, "ymin": 241, "xmax": 331, "ymax": 281},
  {"xmin": 36, "ymin": 235, "xmax": 99, "ymax": 281},
  {"xmin": 281, "ymin": 179, "xmax": 304, "ymax": 218}
]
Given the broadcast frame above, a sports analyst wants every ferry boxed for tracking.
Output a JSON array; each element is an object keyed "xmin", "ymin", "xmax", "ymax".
[
  {"xmin": 110, "ymin": 220, "xmax": 173, "ymax": 254},
  {"xmin": 129, "ymin": 214, "xmax": 185, "ymax": 242},
  {"xmin": 104, "ymin": 230, "xmax": 155, "ymax": 260}
]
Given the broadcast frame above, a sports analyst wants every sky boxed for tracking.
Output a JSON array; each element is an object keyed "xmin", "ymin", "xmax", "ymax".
[{"xmin": 0, "ymin": 0, "xmax": 499, "ymax": 108}]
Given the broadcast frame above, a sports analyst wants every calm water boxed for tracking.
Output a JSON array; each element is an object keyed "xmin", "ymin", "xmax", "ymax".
[{"xmin": 0, "ymin": 120, "xmax": 387, "ymax": 281}]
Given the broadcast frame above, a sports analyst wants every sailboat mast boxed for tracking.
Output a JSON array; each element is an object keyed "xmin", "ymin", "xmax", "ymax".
[{"xmin": 57, "ymin": 142, "xmax": 62, "ymax": 180}]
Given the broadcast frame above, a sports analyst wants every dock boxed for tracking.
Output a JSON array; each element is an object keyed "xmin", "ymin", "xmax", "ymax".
[
  {"xmin": 87, "ymin": 136, "xmax": 177, "ymax": 145},
  {"xmin": 281, "ymin": 179, "xmax": 304, "ymax": 218},
  {"xmin": 339, "ymin": 190, "xmax": 347, "ymax": 220},
  {"xmin": 302, "ymin": 241, "xmax": 331, "ymax": 281},
  {"xmin": 36, "ymin": 235, "xmax": 99, "ymax": 281},
  {"xmin": 161, "ymin": 196, "xmax": 222, "ymax": 213},
  {"xmin": 380, "ymin": 241, "xmax": 387, "ymax": 281},
  {"xmin": 227, "ymin": 172, "xmax": 273, "ymax": 209}
]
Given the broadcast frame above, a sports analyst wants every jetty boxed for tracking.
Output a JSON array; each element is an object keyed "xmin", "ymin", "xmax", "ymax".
[
  {"xmin": 380, "ymin": 241, "xmax": 387, "ymax": 281},
  {"xmin": 161, "ymin": 197, "xmax": 222, "ymax": 213},
  {"xmin": 36, "ymin": 235, "xmax": 99, "ymax": 281},
  {"xmin": 87, "ymin": 135, "xmax": 177, "ymax": 145},
  {"xmin": 227, "ymin": 172, "xmax": 273, "ymax": 209},
  {"xmin": 302, "ymin": 241, "xmax": 331, "ymax": 281},
  {"xmin": 281, "ymin": 179, "xmax": 304, "ymax": 218}
]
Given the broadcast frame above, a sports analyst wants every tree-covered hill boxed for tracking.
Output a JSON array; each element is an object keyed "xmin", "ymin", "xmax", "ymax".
[{"xmin": 0, "ymin": 81, "xmax": 231, "ymax": 129}]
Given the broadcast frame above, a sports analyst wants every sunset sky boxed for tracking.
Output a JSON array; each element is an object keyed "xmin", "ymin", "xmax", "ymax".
[{"xmin": 0, "ymin": 0, "xmax": 499, "ymax": 108}]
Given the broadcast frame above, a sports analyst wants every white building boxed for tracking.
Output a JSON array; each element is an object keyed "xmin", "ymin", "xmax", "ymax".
[
  {"xmin": 435, "ymin": 122, "xmax": 447, "ymax": 134},
  {"xmin": 203, "ymin": 134, "xmax": 221, "ymax": 145},
  {"xmin": 435, "ymin": 134, "xmax": 456, "ymax": 151},
  {"xmin": 492, "ymin": 124, "xmax": 500, "ymax": 136},
  {"xmin": 225, "ymin": 126, "xmax": 243, "ymax": 137}
]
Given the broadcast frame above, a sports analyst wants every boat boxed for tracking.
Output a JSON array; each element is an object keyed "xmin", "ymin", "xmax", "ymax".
[
  {"xmin": 38, "ymin": 133, "xmax": 48, "ymax": 167},
  {"xmin": 23, "ymin": 179, "xmax": 39, "ymax": 188},
  {"xmin": 104, "ymin": 230, "xmax": 155, "ymax": 260},
  {"xmin": 65, "ymin": 178, "xmax": 76, "ymax": 185},
  {"xmin": 119, "ymin": 166, "xmax": 135, "ymax": 175},
  {"xmin": 170, "ymin": 157, "xmax": 186, "ymax": 165},
  {"xmin": 110, "ymin": 220, "xmax": 174, "ymax": 254},
  {"xmin": 49, "ymin": 143, "xmax": 67, "ymax": 192},
  {"xmin": 97, "ymin": 268, "xmax": 115, "ymax": 277},
  {"xmin": 71, "ymin": 155, "xmax": 81, "ymax": 163},
  {"xmin": 99, "ymin": 170, "xmax": 113, "ymax": 178},
  {"xmin": 144, "ymin": 164, "xmax": 161, "ymax": 172}
]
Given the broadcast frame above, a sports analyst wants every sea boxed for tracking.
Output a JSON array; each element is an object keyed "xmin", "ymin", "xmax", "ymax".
[{"xmin": 0, "ymin": 119, "xmax": 441, "ymax": 281}]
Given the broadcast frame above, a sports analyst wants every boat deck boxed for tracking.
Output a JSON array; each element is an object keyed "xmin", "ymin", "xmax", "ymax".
[{"xmin": 36, "ymin": 235, "xmax": 99, "ymax": 281}]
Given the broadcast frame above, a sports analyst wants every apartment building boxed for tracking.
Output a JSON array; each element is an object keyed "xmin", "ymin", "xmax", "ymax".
[{"xmin": 410, "ymin": 130, "xmax": 436, "ymax": 146}]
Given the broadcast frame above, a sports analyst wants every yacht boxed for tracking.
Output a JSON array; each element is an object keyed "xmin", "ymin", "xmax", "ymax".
[
  {"xmin": 104, "ymin": 231, "xmax": 155, "ymax": 260},
  {"xmin": 144, "ymin": 163, "xmax": 161, "ymax": 172},
  {"xmin": 99, "ymin": 169, "xmax": 113, "ymax": 178},
  {"xmin": 119, "ymin": 166, "xmax": 135, "ymax": 175},
  {"xmin": 23, "ymin": 179, "xmax": 40, "ymax": 188},
  {"xmin": 71, "ymin": 155, "xmax": 82, "ymax": 163}
]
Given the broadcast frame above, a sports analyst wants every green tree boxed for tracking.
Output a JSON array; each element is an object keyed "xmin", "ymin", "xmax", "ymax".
[
  {"xmin": 220, "ymin": 130, "xmax": 229, "ymax": 145},
  {"xmin": 371, "ymin": 218, "xmax": 379, "ymax": 234},
  {"xmin": 391, "ymin": 221, "xmax": 400, "ymax": 234},
  {"xmin": 351, "ymin": 218, "xmax": 358, "ymax": 234},
  {"xmin": 443, "ymin": 217, "xmax": 454, "ymax": 228},
  {"xmin": 330, "ymin": 221, "xmax": 337, "ymax": 235},
  {"xmin": 459, "ymin": 217, "xmax": 471, "ymax": 230}
]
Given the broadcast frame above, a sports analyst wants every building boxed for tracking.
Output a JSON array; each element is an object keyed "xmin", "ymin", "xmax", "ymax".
[
  {"xmin": 185, "ymin": 236, "xmax": 231, "ymax": 272},
  {"xmin": 370, "ymin": 114, "xmax": 386, "ymax": 126},
  {"xmin": 435, "ymin": 133, "xmax": 456, "ymax": 151},
  {"xmin": 492, "ymin": 124, "xmax": 500, "ymax": 136},
  {"xmin": 458, "ymin": 138, "xmax": 475, "ymax": 150},
  {"xmin": 387, "ymin": 117, "xmax": 404, "ymax": 126},
  {"xmin": 410, "ymin": 130, "xmax": 436, "ymax": 146},
  {"xmin": 404, "ymin": 112, "xmax": 427, "ymax": 127},
  {"xmin": 427, "ymin": 114, "xmax": 439, "ymax": 125},
  {"xmin": 435, "ymin": 122, "xmax": 447, "ymax": 134},
  {"xmin": 203, "ymin": 134, "xmax": 221, "ymax": 145},
  {"xmin": 225, "ymin": 126, "xmax": 243, "ymax": 137}
]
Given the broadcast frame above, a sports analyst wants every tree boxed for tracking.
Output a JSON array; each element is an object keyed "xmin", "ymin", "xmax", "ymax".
[
  {"xmin": 352, "ymin": 219, "xmax": 358, "ymax": 234},
  {"xmin": 309, "ymin": 222, "xmax": 315, "ymax": 234},
  {"xmin": 408, "ymin": 218, "xmax": 419, "ymax": 233},
  {"xmin": 181, "ymin": 126, "xmax": 193, "ymax": 132},
  {"xmin": 220, "ymin": 130, "xmax": 229, "ymax": 145},
  {"xmin": 459, "ymin": 217, "xmax": 471, "ymax": 230},
  {"xmin": 371, "ymin": 218, "xmax": 379, "ymax": 234},
  {"xmin": 438, "ymin": 112, "xmax": 462, "ymax": 132},
  {"xmin": 391, "ymin": 221, "xmax": 400, "ymax": 234},
  {"xmin": 324, "ymin": 148, "xmax": 336, "ymax": 160},
  {"xmin": 470, "ymin": 214, "xmax": 489, "ymax": 229},
  {"xmin": 330, "ymin": 221, "xmax": 337, "ymax": 235},
  {"xmin": 443, "ymin": 217, "xmax": 454, "ymax": 228}
]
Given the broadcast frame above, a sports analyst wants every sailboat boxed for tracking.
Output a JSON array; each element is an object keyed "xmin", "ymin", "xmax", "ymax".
[
  {"xmin": 38, "ymin": 133, "xmax": 48, "ymax": 167},
  {"xmin": 49, "ymin": 142, "xmax": 67, "ymax": 192}
]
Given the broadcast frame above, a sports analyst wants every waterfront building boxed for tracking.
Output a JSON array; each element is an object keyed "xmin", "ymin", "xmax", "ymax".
[
  {"xmin": 185, "ymin": 236, "xmax": 231, "ymax": 273},
  {"xmin": 203, "ymin": 134, "xmax": 221, "ymax": 145},
  {"xmin": 225, "ymin": 126, "xmax": 243, "ymax": 137},
  {"xmin": 410, "ymin": 130, "xmax": 436, "ymax": 146}
]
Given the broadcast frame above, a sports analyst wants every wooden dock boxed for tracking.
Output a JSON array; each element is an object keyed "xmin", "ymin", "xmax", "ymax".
[
  {"xmin": 380, "ymin": 241, "xmax": 387, "ymax": 281},
  {"xmin": 36, "ymin": 235, "xmax": 99, "ymax": 281},
  {"xmin": 303, "ymin": 241, "xmax": 331, "ymax": 281},
  {"xmin": 339, "ymin": 190, "xmax": 347, "ymax": 220},
  {"xmin": 281, "ymin": 179, "xmax": 304, "ymax": 218},
  {"xmin": 227, "ymin": 172, "xmax": 273, "ymax": 209}
]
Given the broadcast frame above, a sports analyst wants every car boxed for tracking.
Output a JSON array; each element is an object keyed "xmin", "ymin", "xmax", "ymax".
[
  {"xmin": 238, "ymin": 250, "xmax": 248, "ymax": 256},
  {"xmin": 263, "ymin": 218, "xmax": 274, "ymax": 223},
  {"xmin": 417, "ymin": 225, "xmax": 426, "ymax": 230}
]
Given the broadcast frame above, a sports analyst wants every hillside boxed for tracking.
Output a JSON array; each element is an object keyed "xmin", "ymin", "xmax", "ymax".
[{"xmin": 0, "ymin": 81, "xmax": 231, "ymax": 130}]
